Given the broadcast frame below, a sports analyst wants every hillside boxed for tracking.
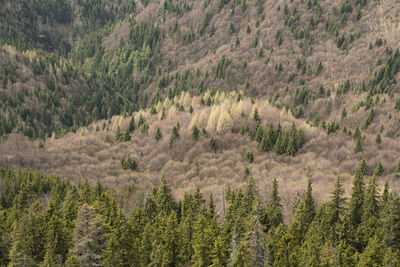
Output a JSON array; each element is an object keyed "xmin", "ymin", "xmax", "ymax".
[
  {"xmin": 1, "ymin": 91, "xmax": 400, "ymax": 218},
  {"xmin": 1, "ymin": 0, "xmax": 400, "ymax": 266}
]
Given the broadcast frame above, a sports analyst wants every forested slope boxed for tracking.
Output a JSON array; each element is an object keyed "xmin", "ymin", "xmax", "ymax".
[{"xmin": 0, "ymin": 167, "xmax": 399, "ymax": 266}]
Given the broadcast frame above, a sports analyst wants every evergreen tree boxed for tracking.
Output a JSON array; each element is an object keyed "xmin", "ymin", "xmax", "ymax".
[
  {"xmin": 231, "ymin": 240, "xmax": 253, "ymax": 267},
  {"xmin": 264, "ymin": 178, "xmax": 283, "ymax": 230},
  {"xmin": 375, "ymin": 133, "xmax": 382, "ymax": 144},
  {"xmin": 155, "ymin": 127, "xmax": 162, "ymax": 142},
  {"xmin": 128, "ymin": 116, "xmax": 135, "ymax": 132},
  {"xmin": 210, "ymin": 136, "xmax": 218, "ymax": 153},
  {"xmin": 360, "ymin": 159, "xmax": 368, "ymax": 176},
  {"xmin": 192, "ymin": 124, "xmax": 200, "ymax": 141},
  {"xmin": 192, "ymin": 214, "xmax": 217, "ymax": 267},
  {"xmin": 253, "ymin": 107, "xmax": 260, "ymax": 123},
  {"xmin": 355, "ymin": 135, "xmax": 363, "ymax": 153},
  {"xmin": 210, "ymin": 235, "xmax": 229, "ymax": 267},
  {"xmin": 373, "ymin": 161, "xmax": 384, "ymax": 176},
  {"xmin": 327, "ymin": 177, "xmax": 346, "ymax": 243}
]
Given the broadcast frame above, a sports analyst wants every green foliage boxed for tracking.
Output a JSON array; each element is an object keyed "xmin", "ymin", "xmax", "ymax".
[
  {"xmin": 155, "ymin": 127, "xmax": 162, "ymax": 142},
  {"xmin": 210, "ymin": 136, "xmax": 218, "ymax": 152},
  {"xmin": 121, "ymin": 155, "xmax": 137, "ymax": 171},
  {"xmin": 0, "ymin": 167, "xmax": 399, "ymax": 266}
]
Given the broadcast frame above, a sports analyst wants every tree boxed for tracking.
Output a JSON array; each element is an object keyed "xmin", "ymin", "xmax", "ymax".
[
  {"xmin": 373, "ymin": 161, "xmax": 384, "ymax": 176},
  {"xmin": 210, "ymin": 235, "xmax": 229, "ymax": 267},
  {"xmin": 375, "ymin": 133, "xmax": 382, "ymax": 144},
  {"xmin": 360, "ymin": 159, "xmax": 368, "ymax": 176},
  {"xmin": 210, "ymin": 136, "xmax": 218, "ymax": 153},
  {"xmin": 245, "ymin": 151, "xmax": 254, "ymax": 163},
  {"xmin": 231, "ymin": 240, "xmax": 253, "ymax": 267},
  {"xmin": 346, "ymin": 168, "xmax": 365, "ymax": 229},
  {"xmin": 70, "ymin": 203, "xmax": 106, "ymax": 267},
  {"xmin": 327, "ymin": 177, "xmax": 346, "ymax": 243},
  {"xmin": 192, "ymin": 214, "xmax": 217, "ymax": 267},
  {"xmin": 155, "ymin": 127, "xmax": 162, "ymax": 142},
  {"xmin": 264, "ymin": 178, "xmax": 283, "ymax": 230},
  {"xmin": 354, "ymin": 135, "xmax": 363, "ymax": 153},
  {"xmin": 192, "ymin": 124, "xmax": 200, "ymax": 141},
  {"xmin": 128, "ymin": 116, "xmax": 135, "ymax": 132},
  {"xmin": 253, "ymin": 107, "xmax": 260, "ymax": 123}
]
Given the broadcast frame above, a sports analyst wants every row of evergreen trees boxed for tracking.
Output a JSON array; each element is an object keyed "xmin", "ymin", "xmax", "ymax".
[
  {"xmin": 242, "ymin": 109, "xmax": 305, "ymax": 156},
  {"xmin": 0, "ymin": 163, "xmax": 399, "ymax": 266}
]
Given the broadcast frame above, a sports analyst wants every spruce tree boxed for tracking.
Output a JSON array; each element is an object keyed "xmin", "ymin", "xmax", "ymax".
[
  {"xmin": 373, "ymin": 161, "xmax": 384, "ymax": 176},
  {"xmin": 210, "ymin": 235, "xmax": 229, "ymax": 267},
  {"xmin": 360, "ymin": 159, "xmax": 368, "ymax": 176},
  {"xmin": 264, "ymin": 178, "xmax": 283, "ymax": 230}
]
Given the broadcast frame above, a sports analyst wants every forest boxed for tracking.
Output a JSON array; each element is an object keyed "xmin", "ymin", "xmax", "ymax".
[
  {"xmin": 1, "ymin": 0, "xmax": 400, "ymax": 265},
  {"xmin": 0, "ymin": 165, "xmax": 399, "ymax": 266}
]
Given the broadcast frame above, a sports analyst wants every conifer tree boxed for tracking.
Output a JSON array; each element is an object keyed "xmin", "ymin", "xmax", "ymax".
[
  {"xmin": 231, "ymin": 240, "xmax": 253, "ymax": 267},
  {"xmin": 155, "ymin": 127, "xmax": 162, "ymax": 142},
  {"xmin": 253, "ymin": 107, "xmax": 260, "ymax": 123},
  {"xmin": 192, "ymin": 214, "xmax": 217, "ymax": 267},
  {"xmin": 210, "ymin": 136, "xmax": 218, "ymax": 153},
  {"xmin": 264, "ymin": 178, "xmax": 283, "ymax": 230},
  {"xmin": 373, "ymin": 161, "xmax": 384, "ymax": 176},
  {"xmin": 327, "ymin": 177, "xmax": 346, "ymax": 243},
  {"xmin": 156, "ymin": 176, "xmax": 176, "ymax": 214},
  {"xmin": 128, "ymin": 116, "xmax": 135, "ymax": 132},
  {"xmin": 360, "ymin": 159, "xmax": 368, "ymax": 176},
  {"xmin": 354, "ymin": 135, "xmax": 363, "ymax": 153},
  {"xmin": 8, "ymin": 221, "xmax": 35, "ymax": 267},
  {"xmin": 254, "ymin": 124, "xmax": 263, "ymax": 143},
  {"xmin": 192, "ymin": 124, "xmax": 200, "ymax": 141},
  {"xmin": 347, "ymin": 168, "xmax": 365, "ymax": 229},
  {"xmin": 375, "ymin": 133, "xmax": 382, "ymax": 144},
  {"xmin": 210, "ymin": 235, "xmax": 229, "ymax": 267}
]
